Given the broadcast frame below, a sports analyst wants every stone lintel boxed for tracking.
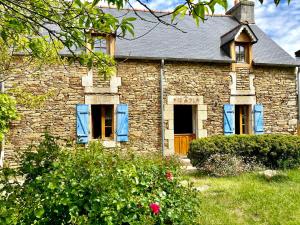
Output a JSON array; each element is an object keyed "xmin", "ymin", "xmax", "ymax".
[
  {"xmin": 167, "ymin": 96, "xmax": 203, "ymax": 105},
  {"xmin": 85, "ymin": 95, "xmax": 120, "ymax": 105}
]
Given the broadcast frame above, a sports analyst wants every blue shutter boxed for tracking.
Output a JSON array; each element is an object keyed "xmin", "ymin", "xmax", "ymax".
[
  {"xmin": 116, "ymin": 104, "xmax": 129, "ymax": 142},
  {"xmin": 254, "ymin": 104, "xmax": 264, "ymax": 134},
  {"xmin": 224, "ymin": 104, "xmax": 235, "ymax": 135},
  {"xmin": 76, "ymin": 104, "xmax": 89, "ymax": 144}
]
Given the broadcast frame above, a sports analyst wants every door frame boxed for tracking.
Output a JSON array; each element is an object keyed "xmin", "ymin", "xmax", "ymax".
[
  {"xmin": 174, "ymin": 105, "xmax": 196, "ymax": 156},
  {"xmin": 163, "ymin": 96, "xmax": 208, "ymax": 156}
]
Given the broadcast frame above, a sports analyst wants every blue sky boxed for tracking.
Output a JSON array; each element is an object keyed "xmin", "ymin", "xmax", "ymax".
[{"xmin": 128, "ymin": 0, "xmax": 300, "ymax": 57}]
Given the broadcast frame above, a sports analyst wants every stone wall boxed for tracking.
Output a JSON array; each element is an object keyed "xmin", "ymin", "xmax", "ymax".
[
  {"xmin": 117, "ymin": 60, "xmax": 232, "ymax": 152},
  {"xmin": 117, "ymin": 60, "xmax": 162, "ymax": 152},
  {"xmin": 117, "ymin": 60, "xmax": 298, "ymax": 152},
  {"xmin": 3, "ymin": 59, "xmax": 298, "ymax": 165},
  {"xmin": 4, "ymin": 64, "xmax": 86, "ymax": 166},
  {"xmin": 163, "ymin": 62, "xmax": 232, "ymax": 135},
  {"xmin": 254, "ymin": 66, "xmax": 297, "ymax": 134},
  {"xmin": 236, "ymin": 67, "xmax": 250, "ymax": 90}
]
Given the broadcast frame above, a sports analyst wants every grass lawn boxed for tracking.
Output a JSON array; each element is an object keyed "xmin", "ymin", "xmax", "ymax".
[{"xmin": 184, "ymin": 169, "xmax": 300, "ymax": 225}]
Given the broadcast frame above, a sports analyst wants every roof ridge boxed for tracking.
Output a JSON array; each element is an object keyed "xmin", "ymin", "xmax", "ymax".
[{"xmin": 100, "ymin": 6, "xmax": 232, "ymax": 17}]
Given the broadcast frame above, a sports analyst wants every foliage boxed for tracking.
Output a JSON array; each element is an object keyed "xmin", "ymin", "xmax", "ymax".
[
  {"xmin": 0, "ymin": 93, "xmax": 18, "ymax": 141},
  {"xmin": 188, "ymin": 135, "xmax": 300, "ymax": 170},
  {"xmin": 198, "ymin": 153, "xmax": 264, "ymax": 177},
  {"xmin": 0, "ymin": 134, "xmax": 200, "ymax": 225},
  {"xmin": 0, "ymin": 0, "xmax": 138, "ymax": 78}
]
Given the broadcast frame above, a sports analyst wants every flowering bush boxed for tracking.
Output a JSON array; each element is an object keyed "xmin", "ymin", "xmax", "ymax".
[
  {"xmin": 0, "ymin": 134, "xmax": 200, "ymax": 225},
  {"xmin": 149, "ymin": 203, "xmax": 160, "ymax": 215}
]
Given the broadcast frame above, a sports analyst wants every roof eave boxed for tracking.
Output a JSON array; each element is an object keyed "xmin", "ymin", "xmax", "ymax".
[
  {"xmin": 253, "ymin": 61, "xmax": 300, "ymax": 67},
  {"xmin": 115, "ymin": 55, "xmax": 233, "ymax": 64}
]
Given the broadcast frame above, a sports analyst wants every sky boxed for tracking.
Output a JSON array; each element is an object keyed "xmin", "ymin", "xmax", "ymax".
[{"xmin": 125, "ymin": 0, "xmax": 300, "ymax": 57}]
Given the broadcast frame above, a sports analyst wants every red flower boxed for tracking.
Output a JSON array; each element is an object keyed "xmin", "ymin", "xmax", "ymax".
[
  {"xmin": 166, "ymin": 171, "xmax": 173, "ymax": 181},
  {"xmin": 150, "ymin": 203, "xmax": 160, "ymax": 215}
]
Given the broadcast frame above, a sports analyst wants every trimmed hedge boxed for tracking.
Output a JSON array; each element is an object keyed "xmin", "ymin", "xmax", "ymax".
[{"xmin": 188, "ymin": 135, "xmax": 300, "ymax": 169}]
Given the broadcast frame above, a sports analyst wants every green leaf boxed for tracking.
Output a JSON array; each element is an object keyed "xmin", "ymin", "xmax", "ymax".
[
  {"xmin": 35, "ymin": 208, "xmax": 45, "ymax": 219},
  {"xmin": 92, "ymin": 0, "xmax": 101, "ymax": 7},
  {"xmin": 47, "ymin": 182, "xmax": 56, "ymax": 190}
]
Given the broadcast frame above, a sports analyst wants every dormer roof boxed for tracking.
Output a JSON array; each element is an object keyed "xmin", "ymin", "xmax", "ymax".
[{"xmin": 221, "ymin": 24, "xmax": 258, "ymax": 47}]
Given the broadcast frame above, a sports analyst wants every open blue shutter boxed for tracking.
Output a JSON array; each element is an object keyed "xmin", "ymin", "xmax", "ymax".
[
  {"xmin": 254, "ymin": 104, "xmax": 264, "ymax": 134},
  {"xmin": 116, "ymin": 104, "xmax": 129, "ymax": 142},
  {"xmin": 76, "ymin": 104, "xmax": 89, "ymax": 144},
  {"xmin": 224, "ymin": 104, "xmax": 235, "ymax": 135}
]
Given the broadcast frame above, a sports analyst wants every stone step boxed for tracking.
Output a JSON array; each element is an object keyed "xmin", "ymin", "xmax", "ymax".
[
  {"xmin": 179, "ymin": 157, "xmax": 198, "ymax": 173},
  {"xmin": 183, "ymin": 165, "xmax": 198, "ymax": 173},
  {"xmin": 180, "ymin": 157, "xmax": 192, "ymax": 166}
]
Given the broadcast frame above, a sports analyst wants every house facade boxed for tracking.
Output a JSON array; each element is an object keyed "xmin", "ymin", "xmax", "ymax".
[{"xmin": 3, "ymin": 1, "xmax": 300, "ymax": 165}]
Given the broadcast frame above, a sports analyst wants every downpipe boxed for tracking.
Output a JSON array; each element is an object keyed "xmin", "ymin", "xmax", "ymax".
[{"xmin": 160, "ymin": 59, "xmax": 165, "ymax": 156}]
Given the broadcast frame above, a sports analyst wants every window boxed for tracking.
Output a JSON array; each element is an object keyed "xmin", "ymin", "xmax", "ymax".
[
  {"xmin": 91, "ymin": 105, "xmax": 114, "ymax": 139},
  {"xmin": 93, "ymin": 38, "xmax": 107, "ymax": 53},
  {"xmin": 235, "ymin": 44, "xmax": 246, "ymax": 63},
  {"xmin": 235, "ymin": 105, "xmax": 250, "ymax": 134}
]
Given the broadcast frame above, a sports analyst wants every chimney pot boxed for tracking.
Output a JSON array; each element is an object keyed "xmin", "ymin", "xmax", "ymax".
[{"xmin": 226, "ymin": 0, "xmax": 255, "ymax": 24}]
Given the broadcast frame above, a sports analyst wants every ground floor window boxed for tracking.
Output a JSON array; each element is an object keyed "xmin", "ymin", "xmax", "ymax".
[
  {"xmin": 91, "ymin": 105, "xmax": 114, "ymax": 139},
  {"xmin": 235, "ymin": 105, "xmax": 250, "ymax": 134}
]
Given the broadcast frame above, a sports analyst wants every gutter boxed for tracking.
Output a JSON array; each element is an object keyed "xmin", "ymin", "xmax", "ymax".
[
  {"xmin": 160, "ymin": 59, "xmax": 165, "ymax": 156},
  {"xmin": 115, "ymin": 55, "xmax": 233, "ymax": 64},
  {"xmin": 0, "ymin": 82, "xmax": 4, "ymax": 167}
]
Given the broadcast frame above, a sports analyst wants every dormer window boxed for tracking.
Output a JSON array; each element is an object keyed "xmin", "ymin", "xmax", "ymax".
[
  {"xmin": 220, "ymin": 24, "xmax": 258, "ymax": 69},
  {"xmin": 235, "ymin": 44, "xmax": 246, "ymax": 63},
  {"xmin": 88, "ymin": 32, "xmax": 116, "ymax": 56}
]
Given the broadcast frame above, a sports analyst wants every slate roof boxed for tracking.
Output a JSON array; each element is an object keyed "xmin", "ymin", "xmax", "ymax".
[{"xmin": 107, "ymin": 8, "xmax": 299, "ymax": 67}]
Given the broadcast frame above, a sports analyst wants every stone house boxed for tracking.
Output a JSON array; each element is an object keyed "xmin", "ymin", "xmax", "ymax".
[{"xmin": 2, "ymin": 0, "xmax": 300, "ymax": 165}]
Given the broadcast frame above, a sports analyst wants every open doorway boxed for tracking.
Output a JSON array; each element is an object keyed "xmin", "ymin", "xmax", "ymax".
[
  {"xmin": 174, "ymin": 105, "xmax": 196, "ymax": 156},
  {"xmin": 235, "ymin": 105, "xmax": 251, "ymax": 134}
]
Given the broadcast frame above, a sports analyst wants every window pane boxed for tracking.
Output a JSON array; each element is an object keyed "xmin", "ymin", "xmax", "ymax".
[
  {"xmin": 105, "ymin": 127, "xmax": 112, "ymax": 138},
  {"xmin": 94, "ymin": 39, "xmax": 107, "ymax": 53},
  {"xmin": 105, "ymin": 106, "xmax": 113, "ymax": 126},
  {"xmin": 91, "ymin": 105, "xmax": 102, "ymax": 139},
  {"xmin": 236, "ymin": 45, "xmax": 245, "ymax": 63}
]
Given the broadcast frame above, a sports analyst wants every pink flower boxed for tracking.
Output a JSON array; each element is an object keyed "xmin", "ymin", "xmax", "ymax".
[
  {"xmin": 166, "ymin": 171, "xmax": 173, "ymax": 181},
  {"xmin": 150, "ymin": 203, "xmax": 160, "ymax": 215}
]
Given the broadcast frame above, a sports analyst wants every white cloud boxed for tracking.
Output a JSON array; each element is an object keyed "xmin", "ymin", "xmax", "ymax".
[{"xmin": 254, "ymin": 0, "xmax": 300, "ymax": 56}]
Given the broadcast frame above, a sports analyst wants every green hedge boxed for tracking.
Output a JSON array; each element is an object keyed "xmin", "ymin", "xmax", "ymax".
[{"xmin": 188, "ymin": 135, "xmax": 300, "ymax": 169}]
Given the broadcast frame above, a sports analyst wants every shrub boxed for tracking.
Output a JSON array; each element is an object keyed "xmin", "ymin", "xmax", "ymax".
[
  {"xmin": 199, "ymin": 154, "xmax": 264, "ymax": 177},
  {"xmin": 188, "ymin": 135, "xmax": 300, "ymax": 170},
  {"xmin": 0, "ymin": 134, "xmax": 200, "ymax": 225}
]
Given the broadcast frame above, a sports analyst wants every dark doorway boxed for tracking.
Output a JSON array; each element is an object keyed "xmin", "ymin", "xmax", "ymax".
[
  {"xmin": 174, "ymin": 105, "xmax": 193, "ymax": 134},
  {"xmin": 235, "ymin": 105, "xmax": 250, "ymax": 134}
]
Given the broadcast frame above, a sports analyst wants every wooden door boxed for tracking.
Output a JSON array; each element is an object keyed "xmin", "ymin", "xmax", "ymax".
[{"xmin": 174, "ymin": 134, "xmax": 196, "ymax": 156}]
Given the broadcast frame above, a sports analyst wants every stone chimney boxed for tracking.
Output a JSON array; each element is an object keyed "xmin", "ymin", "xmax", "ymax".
[{"xmin": 226, "ymin": 0, "xmax": 255, "ymax": 24}]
